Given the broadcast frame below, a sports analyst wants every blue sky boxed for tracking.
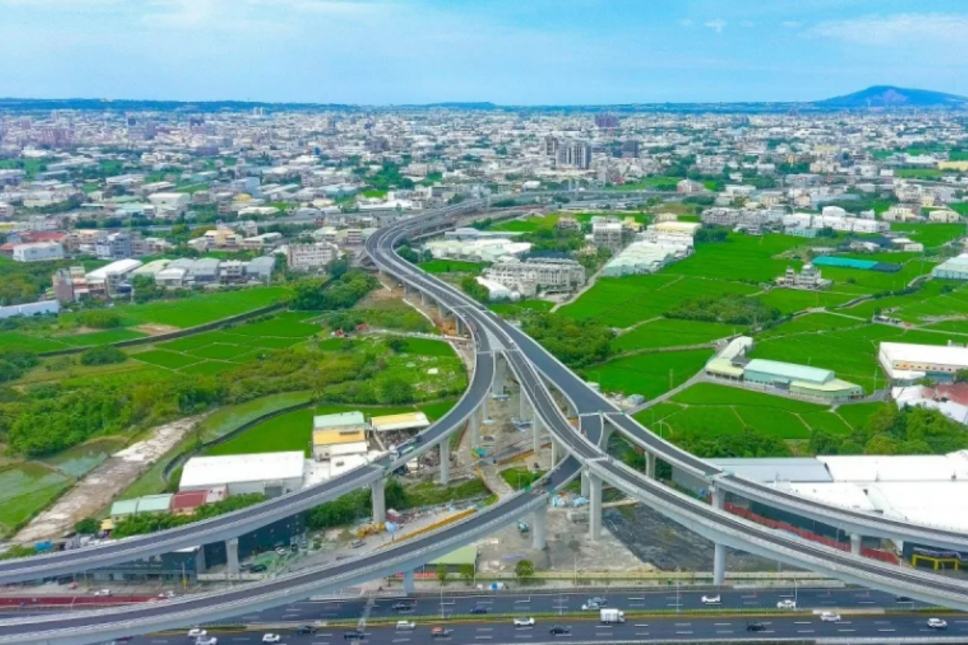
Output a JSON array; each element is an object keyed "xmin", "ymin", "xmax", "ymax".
[{"xmin": 1, "ymin": 0, "xmax": 967, "ymax": 104}]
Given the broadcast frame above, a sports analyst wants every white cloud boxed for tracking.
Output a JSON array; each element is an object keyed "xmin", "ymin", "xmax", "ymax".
[
  {"xmin": 678, "ymin": 18, "xmax": 694, "ymax": 27},
  {"xmin": 809, "ymin": 13, "xmax": 968, "ymax": 46},
  {"xmin": 781, "ymin": 20, "xmax": 802, "ymax": 29},
  {"xmin": 704, "ymin": 18, "xmax": 727, "ymax": 33}
]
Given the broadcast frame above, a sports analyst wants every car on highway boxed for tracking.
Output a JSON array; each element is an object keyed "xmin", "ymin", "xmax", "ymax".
[
  {"xmin": 776, "ymin": 599, "xmax": 797, "ymax": 609},
  {"xmin": 262, "ymin": 635, "xmax": 282, "ymax": 643},
  {"xmin": 927, "ymin": 618, "xmax": 948, "ymax": 630},
  {"xmin": 296, "ymin": 626, "xmax": 318, "ymax": 635},
  {"xmin": 819, "ymin": 611, "xmax": 841, "ymax": 622},
  {"xmin": 395, "ymin": 621, "xmax": 416, "ymax": 631},
  {"xmin": 513, "ymin": 617, "xmax": 535, "ymax": 627},
  {"xmin": 93, "ymin": 589, "xmax": 112, "ymax": 597},
  {"xmin": 895, "ymin": 595, "xmax": 913, "ymax": 603},
  {"xmin": 746, "ymin": 622, "xmax": 765, "ymax": 632},
  {"xmin": 158, "ymin": 590, "xmax": 176, "ymax": 599},
  {"xmin": 701, "ymin": 594, "xmax": 721, "ymax": 605},
  {"xmin": 187, "ymin": 628, "xmax": 207, "ymax": 638},
  {"xmin": 469, "ymin": 606, "xmax": 489, "ymax": 614},
  {"xmin": 343, "ymin": 630, "xmax": 365, "ymax": 640},
  {"xmin": 431, "ymin": 628, "xmax": 452, "ymax": 638},
  {"xmin": 391, "ymin": 602, "xmax": 413, "ymax": 612},
  {"xmin": 195, "ymin": 638, "xmax": 218, "ymax": 645},
  {"xmin": 549, "ymin": 626, "xmax": 571, "ymax": 635}
]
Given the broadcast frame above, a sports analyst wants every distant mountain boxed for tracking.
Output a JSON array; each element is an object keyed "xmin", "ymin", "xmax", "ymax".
[{"xmin": 816, "ymin": 85, "xmax": 968, "ymax": 109}]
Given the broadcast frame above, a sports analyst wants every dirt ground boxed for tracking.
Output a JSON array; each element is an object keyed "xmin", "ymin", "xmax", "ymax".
[
  {"xmin": 135, "ymin": 323, "xmax": 181, "ymax": 335},
  {"xmin": 15, "ymin": 415, "xmax": 205, "ymax": 543}
]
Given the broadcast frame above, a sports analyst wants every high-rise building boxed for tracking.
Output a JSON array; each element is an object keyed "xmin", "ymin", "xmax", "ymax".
[
  {"xmin": 544, "ymin": 135, "xmax": 559, "ymax": 157},
  {"xmin": 556, "ymin": 140, "xmax": 592, "ymax": 169},
  {"xmin": 621, "ymin": 140, "xmax": 641, "ymax": 158},
  {"xmin": 594, "ymin": 113, "xmax": 620, "ymax": 128}
]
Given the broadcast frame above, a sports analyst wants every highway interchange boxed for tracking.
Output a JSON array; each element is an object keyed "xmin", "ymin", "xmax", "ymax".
[{"xmin": 5, "ymin": 197, "xmax": 968, "ymax": 642}]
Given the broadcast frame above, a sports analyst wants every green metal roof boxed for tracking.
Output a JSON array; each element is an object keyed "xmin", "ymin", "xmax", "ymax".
[
  {"xmin": 313, "ymin": 411, "xmax": 365, "ymax": 429},
  {"xmin": 745, "ymin": 359, "xmax": 834, "ymax": 385},
  {"xmin": 429, "ymin": 545, "xmax": 478, "ymax": 567}
]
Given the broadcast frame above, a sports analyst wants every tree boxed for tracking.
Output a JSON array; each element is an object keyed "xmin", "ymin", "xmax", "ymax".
[
  {"xmin": 381, "ymin": 378, "xmax": 414, "ymax": 404},
  {"xmin": 955, "ymin": 369, "xmax": 968, "ymax": 384},
  {"xmin": 514, "ymin": 559, "xmax": 535, "ymax": 582},
  {"xmin": 457, "ymin": 563, "xmax": 475, "ymax": 584},
  {"xmin": 387, "ymin": 338, "xmax": 408, "ymax": 353},
  {"xmin": 436, "ymin": 563, "xmax": 449, "ymax": 585},
  {"xmin": 79, "ymin": 345, "xmax": 126, "ymax": 366},
  {"xmin": 74, "ymin": 517, "xmax": 100, "ymax": 535}
]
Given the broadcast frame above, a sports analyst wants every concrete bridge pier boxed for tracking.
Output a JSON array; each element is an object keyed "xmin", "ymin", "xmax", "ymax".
[
  {"xmin": 532, "ymin": 504, "xmax": 547, "ymax": 550},
  {"xmin": 492, "ymin": 353, "xmax": 507, "ymax": 397},
  {"xmin": 520, "ymin": 388, "xmax": 531, "ymax": 421},
  {"xmin": 644, "ymin": 451, "xmax": 656, "ymax": 479},
  {"xmin": 372, "ymin": 479, "xmax": 386, "ymax": 525},
  {"xmin": 581, "ymin": 470, "xmax": 590, "ymax": 498},
  {"xmin": 439, "ymin": 440, "xmax": 451, "ymax": 486},
  {"xmin": 469, "ymin": 404, "xmax": 481, "ymax": 447},
  {"xmin": 420, "ymin": 291, "xmax": 428, "ymax": 307},
  {"xmin": 851, "ymin": 533, "xmax": 862, "ymax": 556},
  {"xmin": 588, "ymin": 473, "xmax": 603, "ymax": 541},
  {"xmin": 711, "ymin": 487, "xmax": 726, "ymax": 585},
  {"xmin": 532, "ymin": 413, "xmax": 543, "ymax": 455},
  {"xmin": 226, "ymin": 537, "xmax": 239, "ymax": 576},
  {"xmin": 403, "ymin": 569, "xmax": 415, "ymax": 595}
]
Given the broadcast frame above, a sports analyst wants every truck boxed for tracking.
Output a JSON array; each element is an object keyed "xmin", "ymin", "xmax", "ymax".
[{"xmin": 600, "ymin": 609, "xmax": 625, "ymax": 624}]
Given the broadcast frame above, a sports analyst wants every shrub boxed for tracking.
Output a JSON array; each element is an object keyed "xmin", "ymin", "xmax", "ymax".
[{"xmin": 79, "ymin": 345, "xmax": 127, "ymax": 366}]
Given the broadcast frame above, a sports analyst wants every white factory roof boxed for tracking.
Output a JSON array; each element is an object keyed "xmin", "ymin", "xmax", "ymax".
[
  {"xmin": 85, "ymin": 258, "xmax": 143, "ymax": 281},
  {"xmin": 786, "ymin": 482, "xmax": 877, "ymax": 512},
  {"xmin": 816, "ymin": 454, "xmax": 968, "ymax": 482},
  {"xmin": 179, "ymin": 451, "xmax": 305, "ymax": 490},
  {"xmin": 864, "ymin": 482, "xmax": 968, "ymax": 532},
  {"xmin": 371, "ymin": 412, "xmax": 431, "ymax": 433},
  {"xmin": 880, "ymin": 342, "xmax": 968, "ymax": 368}
]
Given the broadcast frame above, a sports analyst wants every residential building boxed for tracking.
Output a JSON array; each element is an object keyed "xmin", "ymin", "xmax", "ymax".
[
  {"xmin": 287, "ymin": 242, "xmax": 339, "ymax": 272},
  {"xmin": 94, "ymin": 232, "xmax": 134, "ymax": 260},
  {"xmin": 555, "ymin": 140, "xmax": 592, "ymax": 169},
  {"xmin": 775, "ymin": 264, "xmax": 832, "ymax": 290},
  {"xmin": 592, "ymin": 219, "xmax": 624, "ymax": 251},
  {"xmin": 12, "ymin": 242, "xmax": 64, "ymax": 262},
  {"xmin": 484, "ymin": 258, "xmax": 586, "ymax": 298}
]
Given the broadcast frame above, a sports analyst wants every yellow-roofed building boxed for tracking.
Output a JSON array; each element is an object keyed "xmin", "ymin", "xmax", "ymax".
[{"xmin": 312, "ymin": 411, "xmax": 368, "ymax": 461}]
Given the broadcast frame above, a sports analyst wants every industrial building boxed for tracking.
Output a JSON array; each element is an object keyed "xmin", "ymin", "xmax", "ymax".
[
  {"xmin": 287, "ymin": 241, "xmax": 339, "ymax": 272},
  {"xmin": 483, "ymin": 258, "xmax": 585, "ymax": 297},
  {"xmin": 639, "ymin": 221, "xmax": 701, "ymax": 247},
  {"xmin": 879, "ymin": 342, "xmax": 968, "ymax": 385},
  {"xmin": 424, "ymin": 237, "xmax": 531, "ymax": 263},
  {"xmin": 601, "ymin": 241, "xmax": 689, "ymax": 277},
  {"xmin": 0, "ymin": 299, "xmax": 59, "ymax": 320},
  {"xmin": 312, "ymin": 412, "xmax": 368, "ymax": 461},
  {"xmin": 179, "ymin": 452, "xmax": 306, "ymax": 497},
  {"xmin": 743, "ymin": 358, "xmax": 863, "ymax": 401},
  {"xmin": 932, "ymin": 254, "xmax": 968, "ymax": 281},
  {"xmin": 12, "ymin": 241, "xmax": 64, "ymax": 262},
  {"xmin": 371, "ymin": 412, "xmax": 431, "ymax": 433},
  {"xmin": 474, "ymin": 276, "xmax": 515, "ymax": 301}
]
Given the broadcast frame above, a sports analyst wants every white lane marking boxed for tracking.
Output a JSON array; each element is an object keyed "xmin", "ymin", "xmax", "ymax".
[
  {"xmin": 878, "ymin": 629, "xmax": 896, "ymax": 633},
  {"xmin": 675, "ymin": 631, "xmax": 693, "ymax": 635},
  {"xmin": 794, "ymin": 621, "xmax": 812, "ymax": 625},
  {"xmin": 515, "ymin": 636, "xmax": 533, "ymax": 640},
  {"xmin": 838, "ymin": 629, "xmax": 856, "ymax": 633},
  {"xmin": 392, "ymin": 639, "xmax": 411, "ymax": 643},
  {"xmin": 674, "ymin": 623, "xmax": 692, "ymax": 626},
  {"xmin": 476, "ymin": 627, "xmax": 493, "ymax": 632},
  {"xmin": 741, "ymin": 594, "xmax": 757, "ymax": 599},
  {"xmin": 635, "ymin": 632, "xmax": 649, "ymax": 637},
  {"xmin": 715, "ymin": 630, "xmax": 733, "ymax": 634},
  {"xmin": 797, "ymin": 630, "xmax": 815, "ymax": 634},
  {"xmin": 714, "ymin": 623, "xmax": 731, "ymax": 626},
  {"xmin": 634, "ymin": 624, "xmax": 649, "ymax": 628},
  {"xmin": 475, "ymin": 637, "xmax": 493, "ymax": 640},
  {"xmin": 515, "ymin": 599, "xmax": 531, "ymax": 604},
  {"xmin": 761, "ymin": 630, "xmax": 775, "ymax": 634},
  {"xmin": 629, "ymin": 597, "xmax": 645, "ymax": 601}
]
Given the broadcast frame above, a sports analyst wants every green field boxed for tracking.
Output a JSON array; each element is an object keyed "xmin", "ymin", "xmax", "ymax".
[
  {"xmin": 590, "ymin": 348, "xmax": 713, "ymax": 398},
  {"xmin": 665, "ymin": 234, "xmax": 805, "ymax": 282},
  {"xmin": 420, "ymin": 260, "xmax": 488, "ymax": 274},
  {"xmin": 0, "ymin": 332, "xmax": 71, "ymax": 353},
  {"xmin": 614, "ymin": 319, "xmax": 738, "ymax": 352},
  {"xmin": 490, "ymin": 299, "xmax": 555, "ymax": 317},
  {"xmin": 227, "ymin": 312, "xmax": 320, "ymax": 338},
  {"xmin": 756, "ymin": 289, "xmax": 858, "ymax": 314},
  {"xmin": 560, "ymin": 274, "xmax": 759, "ymax": 329},
  {"xmin": 207, "ymin": 402, "xmax": 453, "ymax": 457},
  {"xmin": 487, "ymin": 214, "xmax": 559, "ymax": 232},
  {"xmin": 131, "ymin": 349, "xmax": 203, "ymax": 369},
  {"xmin": 180, "ymin": 361, "xmax": 238, "ymax": 376},
  {"xmin": 846, "ymin": 280, "xmax": 968, "ymax": 323},
  {"xmin": 633, "ymin": 383, "xmax": 864, "ymax": 446},
  {"xmin": 757, "ymin": 312, "xmax": 867, "ymax": 340},
  {"xmin": 749, "ymin": 323, "xmax": 959, "ymax": 392},
  {"xmin": 395, "ymin": 337, "xmax": 455, "ymax": 357},
  {"xmin": 54, "ymin": 329, "xmax": 149, "ymax": 347},
  {"xmin": 0, "ymin": 464, "xmax": 72, "ymax": 534}
]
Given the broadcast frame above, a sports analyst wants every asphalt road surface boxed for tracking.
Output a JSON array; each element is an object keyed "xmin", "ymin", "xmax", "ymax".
[{"xmin": 120, "ymin": 613, "xmax": 966, "ymax": 645}]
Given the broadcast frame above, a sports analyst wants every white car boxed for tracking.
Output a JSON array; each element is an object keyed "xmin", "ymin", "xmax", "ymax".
[
  {"xmin": 93, "ymin": 589, "xmax": 112, "ymax": 597},
  {"xmin": 819, "ymin": 611, "xmax": 840, "ymax": 622},
  {"xmin": 195, "ymin": 638, "xmax": 218, "ymax": 645},
  {"xmin": 187, "ymin": 628, "xmax": 207, "ymax": 638},
  {"xmin": 262, "ymin": 635, "xmax": 282, "ymax": 643},
  {"xmin": 513, "ymin": 617, "xmax": 535, "ymax": 627},
  {"xmin": 395, "ymin": 621, "xmax": 416, "ymax": 631},
  {"xmin": 701, "ymin": 594, "xmax": 721, "ymax": 605},
  {"xmin": 927, "ymin": 618, "xmax": 948, "ymax": 630},
  {"xmin": 776, "ymin": 599, "xmax": 796, "ymax": 610}
]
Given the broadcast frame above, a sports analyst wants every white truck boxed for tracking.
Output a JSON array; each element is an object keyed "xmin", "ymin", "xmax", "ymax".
[{"xmin": 600, "ymin": 608, "xmax": 625, "ymax": 624}]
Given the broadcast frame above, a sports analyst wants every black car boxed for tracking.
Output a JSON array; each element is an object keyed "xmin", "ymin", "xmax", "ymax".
[
  {"xmin": 895, "ymin": 595, "xmax": 913, "ymax": 602},
  {"xmin": 297, "ymin": 625, "xmax": 318, "ymax": 634},
  {"xmin": 250, "ymin": 564, "xmax": 267, "ymax": 573},
  {"xmin": 549, "ymin": 626, "xmax": 571, "ymax": 635},
  {"xmin": 746, "ymin": 622, "xmax": 766, "ymax": 632},
  {"xmin": 469, "ymin": 606, "xmax": 488, "ymax": 615},
  {"xmin": 344, "ymin": 630, "xmax": 366, "ymax": 640},
  {"xmin": 392, "ymin": 602, "xmax": 413, "ymax": 612}
]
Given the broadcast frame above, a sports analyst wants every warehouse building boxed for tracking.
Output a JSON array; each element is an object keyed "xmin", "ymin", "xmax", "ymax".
[
  {"xmin": 879, "ymin": 342, "xmax": 968, "ymax": 385},
  {"xmin": 743, "ymin": 359, "xmax": 863, "ymax": 401},
  {"xmin": 371, "ymin": 412, "xmax": 431, "ymax": 433},
  {"xmin": 602, "ymin": 241, "xmax": 688, "ymax": 277},
  {"xmin": 179, "ymin": 452, "xmax": 306, "ymax": 497},
  {"xmin": 312, "ymin": 412, "xmax": 368, "ymax": 461},
  {"xmin": 932, "ymin": 254, "xmax": 968, "ymax": 281}
]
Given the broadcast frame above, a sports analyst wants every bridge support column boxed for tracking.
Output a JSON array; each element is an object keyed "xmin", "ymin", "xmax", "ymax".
[
  {"xmin": 644, "ymin": 452, "xmax": 656, "ymax": 479},
  {"xmin": 520, "ymin": 389, "xmax": 531, "ymax": 420},
  {"xmin": 420, "ymin": 291, "xmax": 428, "ymax": 307},
  {"xmin": 226, "ymin": 537, "xmax": 239, "ymax": 575},
  {"xmin": 533, "ymin": 413, "xmax": 543, "ymax": 455},
  {"xmin": 600, "ymin": 422, "xmax": 613, "ymax": 449},
  {"xmin": 439, "ymin": 440, "xmax": 450, "ymax": 486},
  {"xmin": 581, "ymin": 470, "xmax": 590, "ymax": 498},
  {"xmin": 469, "ymin": 405, "xmax": 481, "ymax": 448},
  {"xmin": 850, "ymin": 533, "xmax": 862, "ymax": 556},
  {"xmin": 403, "ymin": 569, "xmax": 416, "ymax": 595},
  {"xmin": 532, "ymin": 504, "xmax": 547, "ymax": 550},
  {"xmin": 454, "ymin": 318, "xmax": 463, "ymax": 337},
  {"xmin": 371, "ymin": 479, "xmax": 386, "ymax": 525},
  {"xmin": 711, "ymin": 486, "xmax": 726, "ymax": 585},
  {"xmin": 492, "ymin": 354, "xmax": 507, "ymax": 397},
  {"xmin": 588, "ymin": 473, "xmax": 603, "ymax": 541},
  {"xmin": 550, "ymin": 437, "xmax": 561, "ymax": 466}
]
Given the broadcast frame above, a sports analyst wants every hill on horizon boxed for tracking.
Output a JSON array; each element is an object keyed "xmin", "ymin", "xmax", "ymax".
[{"xmin": 816, "ymin": 85, "xmax": 968, "ymax": 109}]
